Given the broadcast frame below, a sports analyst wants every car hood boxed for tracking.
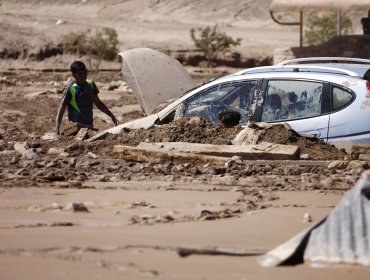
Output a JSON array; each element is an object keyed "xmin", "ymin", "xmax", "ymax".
[
  {"xmin": 106, "ymin": 114, "xmax": 159, "ymax": 133},
  {"xmin": 87, "ymin": 114, "xmax": 160, "ymax": 142},
  {"xmin": 119, "ymin": 48, "xmax": 196, "ymax": 115}
]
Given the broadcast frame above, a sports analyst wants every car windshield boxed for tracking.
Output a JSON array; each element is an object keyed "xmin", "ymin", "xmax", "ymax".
[
  {"xmin": 152, "ymin": 77, "xmax": 223, "ymax": 114},
  {"xmin": 183, "ymin": 80, "xmax": 258, "ymax": 124}
]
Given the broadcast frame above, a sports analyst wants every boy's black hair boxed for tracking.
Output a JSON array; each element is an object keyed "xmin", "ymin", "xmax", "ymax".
[{"xmin": 70, "ymin": 61, "xmax": 86, "ymax": 75}]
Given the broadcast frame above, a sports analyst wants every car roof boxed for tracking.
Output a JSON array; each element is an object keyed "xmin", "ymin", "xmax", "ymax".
[
  {"xmin": 233, "ymin": 57, "xmax": 370, "ymax": 79},
  {"xmin": 159, "ymin": 57, "xmax": 370, "ymax": 119}
]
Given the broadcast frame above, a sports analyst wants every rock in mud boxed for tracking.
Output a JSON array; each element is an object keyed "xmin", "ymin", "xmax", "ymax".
[
  {"xmin": 303, "ymin": 212, "xmax": 313, "ymax": 223},
  {"xmin": 87, "ymin": 152, "xmax": 98, "ymax": 159},
  {"xmin": 10, "ymin": 156, "xmax": 19, "ymax": 164},
  {"xmin": 68, "ymin": 157, "xmax": 77, "ymax": 167},
  {"xmin": 22, "ymin": 149, "xmax": 38, "ymax": 160},
  {"xmin": 327, "ymin": 160, "xmax": 349, "ymax": 170},
  {"xmin": 346, "ymin": 160, "xmax": 368, "ymax": 170},
  {"xmin": 65, "ymin": 202, "xmax": 89, "ymax": 212},
  {"xmin": 47, "ymin": 147, "xmax": 65, "ymax": 155},
  {"xmin": 14, "ymin": 141, "xmax": 28, "ymax": 154},
  {"xmin": 41, "ymin": 132, "xmax": 59, "ymax": 141}
]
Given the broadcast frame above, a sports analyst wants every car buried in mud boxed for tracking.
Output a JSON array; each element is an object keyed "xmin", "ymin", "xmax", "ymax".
[{"xmin": 97, "ymin": 48, "xmax": 370, "ymax": 152}]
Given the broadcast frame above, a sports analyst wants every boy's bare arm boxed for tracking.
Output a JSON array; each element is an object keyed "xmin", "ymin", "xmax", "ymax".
[
  {"xmin": 93, "ymin": 95, "xmax": 118, "ymax": 126},
  {"xmin": 55, "ymin": 102, "xmax": 67, "ymax": 135}
]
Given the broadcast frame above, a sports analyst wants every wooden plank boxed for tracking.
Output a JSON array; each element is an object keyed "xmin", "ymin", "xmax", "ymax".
[
  {"xmin": 75, "ymin": 128, "xmax": 89, "ymax": 141},
  {"xmin": 177, "ymin": 246, "xmax": 265, "ymax": 257},
  {"xmin": 113, "ymin": 145, "xmax": 230, "ymax": 167},
  {"xmin": 86, "ymin": 130, "xmax": 109, "ymax": 142},
  {"xmin": 136, "ymin": 141, "xmax": 300, "ymax": 160}
]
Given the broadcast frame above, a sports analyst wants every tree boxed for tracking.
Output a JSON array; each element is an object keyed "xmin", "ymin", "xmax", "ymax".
[
  {"xmin": 61, "ymin": 27, "xmax": 119, "ymax": 71},
  {"xmin": 190, "ymin": 25, "xmax": 241, "ymax": 67},
  {"xmin": 304, "ymin": 13, "xmax": 352, "ymax": 46}
]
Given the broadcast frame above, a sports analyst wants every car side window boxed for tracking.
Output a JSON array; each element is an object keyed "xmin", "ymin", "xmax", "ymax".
[
  {"xmin": 183, "ymin": 80, "xmax": 257, "ymax": 124},
  {"xmin": 332, "ymin": 86, "xmax": 352, "ymax": 111},
  {"xmin": 261, "ymin": 80, "xmax": 323, "ymax": 122}
]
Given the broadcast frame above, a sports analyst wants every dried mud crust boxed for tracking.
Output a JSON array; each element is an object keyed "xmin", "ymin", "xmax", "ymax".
[
  {"xmin": 93, "ymin": 119, "xmax": 347, "ymax": 161},
  {"xmin": 87, "ymin": 117, "xmax": 240, "ymax": 157},
  {"xmin": 107, "ymin": 118, "xmax": 240, "ymax": 145},
  {"xmin": 256, "ymin": 125, "xmax": 348, "ymax": 160},
  {"xmin": 0, "ymin": 114, "xmax": 362, "ymax": 192}
]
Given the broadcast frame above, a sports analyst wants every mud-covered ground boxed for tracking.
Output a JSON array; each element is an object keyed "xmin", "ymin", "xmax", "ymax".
[
  {"xmin": 0, "ymin": 69, "xmax": 362, "ymax": 191},
  {"xmin": 1, "ymin": 1, "xmax": 370, "ymax": 278},
  {"xmin": 1, "ymin": 69, "xmax": 369, "ymax": 280}
]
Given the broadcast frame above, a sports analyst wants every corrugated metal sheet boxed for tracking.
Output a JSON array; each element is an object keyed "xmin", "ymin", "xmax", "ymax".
[
  {"xmin": 260, "ymin": 175, "xmax": 370, "ymax": 266},
  {"xmin": 304, "ymin": 176, "xmax": 370, "ymax": 265},
  {"xmin": 270, "ymin": 0, "xmax": 370, "ymax": 12}
]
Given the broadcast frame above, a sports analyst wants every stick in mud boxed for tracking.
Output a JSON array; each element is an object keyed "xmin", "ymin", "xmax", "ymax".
[{"xmin": 177, "ymin": 247, "xmax": 265, "ymax": 257}]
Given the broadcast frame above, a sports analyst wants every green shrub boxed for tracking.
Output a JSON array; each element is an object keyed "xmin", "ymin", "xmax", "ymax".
[
  {"xmin": 190, "ymin": 25, "xmax": 241, "ymax": 67},
  {"xmin": 61, "ymin": 27, "xmax": 119, "ymax": 71},
  {"xmin": 61, "ymin": 30, "xmax": 89, "ymax": 56},
  {"xmin": 304, "ymin": 13, "xmax": 352, "ymax": 46}
]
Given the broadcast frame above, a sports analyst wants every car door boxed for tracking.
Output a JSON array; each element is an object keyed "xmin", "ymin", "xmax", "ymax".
[
  {"xmin": 181, "ymin": 80, "xmax": 261, "ymax": 125},
  {"xmin": 260, "ymin": 79, "xmax": 330, "ymax": 140}
]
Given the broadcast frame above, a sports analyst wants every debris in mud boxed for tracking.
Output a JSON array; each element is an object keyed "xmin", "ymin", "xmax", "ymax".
[
  {"xmin": 126, "ymin": 201, "xmax": 156, "ymax": 209},
  {"xmin": 95, "ymin": 118, "xmax": 347, "ymax": 161},
  {"xmin": 14, "ymin": 221, "xmax": 75, "ymax": 228},
  {"xmin": 197, "ymin": 208, "xmax": 241, "ymax": 220},
  {"xmin": 302, "ymin": 212, "xmax": 313, "ymax": 223},
  {"xmin": 28, "ymin": 202, "xmax": 90, "ymax": 213},
  {"xmin": 352, "ymin": 144, "xmax": 370, "ymax": 161},
  {"xmin": 255, "ymin": 124, "xmax": 347, "ymax": 160},
  {"xmin": 128, "ymin": 213, "xmax": 175, "ymax": 225},
  {"xmin": 177, "ymin": 246, "xmax": 265, "ymax": 257},
  {"xmin": 234, "ymin": 123, "xmax": 348, "ymax": 160},
  {"xmin": 128, "ymin": 207, "xmax": 243, "ymax": 225},
  {"xmin": 128, "ymin": 202, "xmax": 256, "ymax": 226},
  {"xmin": 34, "ymin": 174, "xmax": 66, "ymax": 182}
]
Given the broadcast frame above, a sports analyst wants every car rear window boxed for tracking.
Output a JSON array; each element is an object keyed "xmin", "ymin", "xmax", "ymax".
[{"xmin": 332, "ymin": 86, "xmax": 353, "ymax": 111}]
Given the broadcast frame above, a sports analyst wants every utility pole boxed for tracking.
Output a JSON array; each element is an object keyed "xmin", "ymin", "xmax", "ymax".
[{"xmin": 337, "ymin": 11, "xmax": 342, "ymax": 36}]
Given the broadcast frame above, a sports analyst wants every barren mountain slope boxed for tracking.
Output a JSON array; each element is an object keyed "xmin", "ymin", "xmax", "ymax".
[
  {"xmin": 0, "ymin": 0, "xmax": 296, "ymax": 59},
  {"xmin": 0, "ymin": 0, "xmax": 367, "ymax": 66}
]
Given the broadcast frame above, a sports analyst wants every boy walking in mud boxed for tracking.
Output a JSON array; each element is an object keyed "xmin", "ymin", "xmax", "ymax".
[{"xmin": 55, "ymin": 61, "xmax": 118, "ymax": 135}]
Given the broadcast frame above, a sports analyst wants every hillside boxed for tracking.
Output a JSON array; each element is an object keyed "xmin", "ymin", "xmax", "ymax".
[
  {"xmin": 0, "ymin": 0, "xmax": 292, "ymax": 61},
  {"xmin": 0, "ymin": 0, "xmax": 367, "ymax": 68}
]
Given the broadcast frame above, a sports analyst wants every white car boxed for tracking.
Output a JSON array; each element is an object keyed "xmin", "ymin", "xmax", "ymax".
[{"xmin": 98, "ymin": 49, "xmax": 370, "ymax": 152}]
